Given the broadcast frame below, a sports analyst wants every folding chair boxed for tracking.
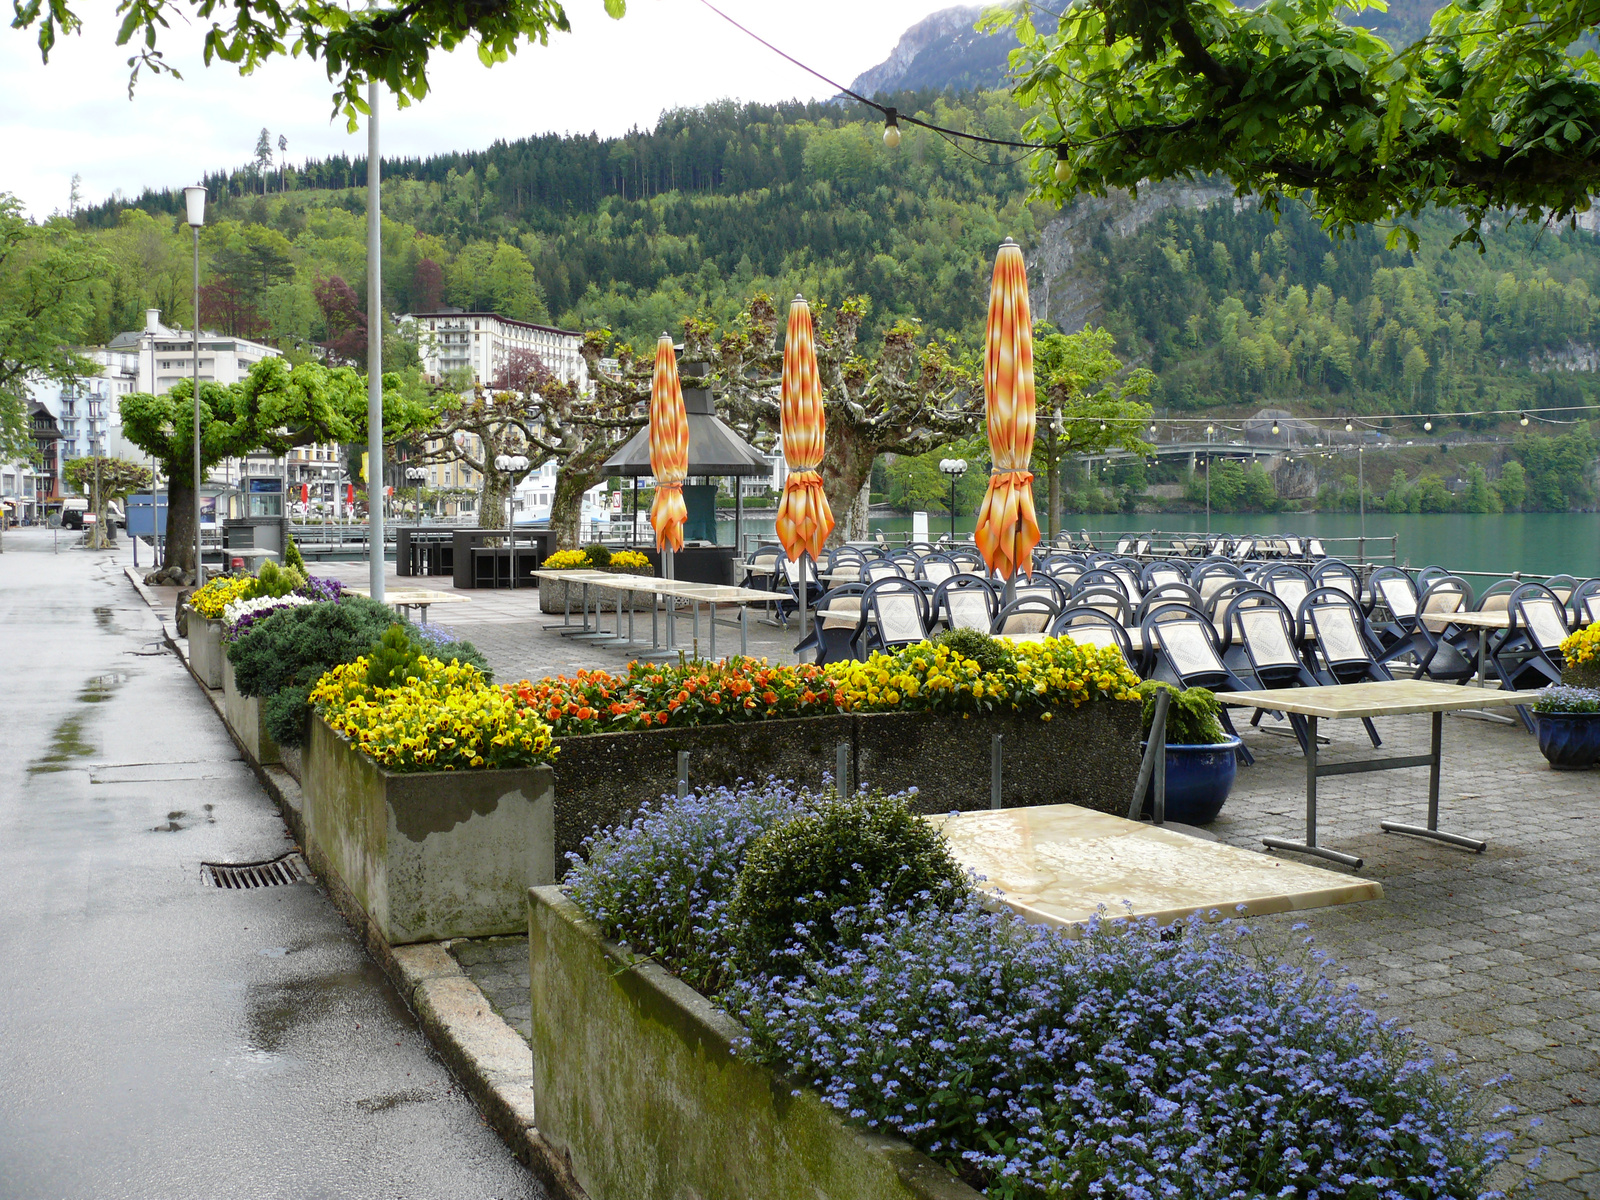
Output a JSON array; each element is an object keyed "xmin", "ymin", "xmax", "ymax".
[
  {"xmin": 1140, "ymin": 603, "xmax": 1255, "ymax": 762},
  {"xmin": 948, "ymin": 548, "xmax": 987, "ymax": 575},
  {"xmin": 1311, "ymin": 558, "xmax": 1361, "ymax": 605},
  {"xmin": 1386, "ymin": 576, "xmax": 1477, "ymax": 681},
  {"xmin": 861, "ymin": 559, "xmax": 906, "ymax": 584},
  {"xmin": 1492, "ymin": 583, "xmax": 1570, "ymax": 730},
  {"xmin": 1570, "ymin": 578, "xmax": 1600, "ymax": 626},
  {"xmin": 794, "ymin": 583, "xmax": 868, "ymax": 664},
  {"xmin": 1069, "ymin": 584, "xmax": 1134, "ymax": 629},
  {"xmin": 915, "ymin": 552, "xmax": 958, "ymax": 591},
  {"xmin": 1048, "ymin": 605, "xmax": 1138, "ymax": 668},
  {"xmin": 1545, "ymin": 574, "xmax": 1579, "ymax": 608},
  {"xmin": 860, "ymin": 577, "xmax": 930, "ymax": 655},
  {"xmin": 1368, "ymin": 567, "xmax": 1420, "ymax": 656},
  {"xmin": 1415, "ymin": 565, "xmax": 1452, "ymax": 592},
  {"xmin": 1011, "ymin": 573, "xmax": 1069, "ymax": 607},
  {"xmin": 1140, "ymin": 560, "xmax": 1186, "ymax": 591},
  {"xmin": 744, "ymin": 543, "xmax": 784, "ymax": 591},
  {"xmin": 931, "ymin": 574, "xmax": 998, "ymax": 633},
  {"xmin": 1225, "ymin": 591, "xmax": 1321, "ymax": 754},
  {"xmin": 1260, "ymin": 564, "xmax": 1313, "ymax": 618},
  {"xmin": 992, "ymin": 596, "xmax": 1061, "ymax": 638},
  {"xmin": 1135, "ymin": 582, "xmax": 1202, "ymax": 623},
  {"xmin": 1296, "ymin": 587, "xmax": 1390, "ymax": 747},
  {"xmin": 1192, "ymin": 560, "xmax": 1248, "ymax": 606}
]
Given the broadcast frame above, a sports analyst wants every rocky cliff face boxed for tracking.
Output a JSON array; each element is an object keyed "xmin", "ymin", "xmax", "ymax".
[
  {"xmin": 848, "ymin": 6, "xmax": 1016, "ymax": 96},
  {"xmin": 1028, "ymin": 182, "xmax": 1237, "ymax": 334}
]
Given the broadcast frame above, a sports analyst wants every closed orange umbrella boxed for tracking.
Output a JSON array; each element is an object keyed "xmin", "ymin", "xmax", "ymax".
[
  {"xmin": 775, "ymin": 295, "xmax": 834, "ymax": 563},
  {"xmin": 973, "ymin": 239, "xmax": 1040, "ymax": 580},
  {"xmin": 648, "ymin": 333, "xmax": 689, "ymax": 555}
]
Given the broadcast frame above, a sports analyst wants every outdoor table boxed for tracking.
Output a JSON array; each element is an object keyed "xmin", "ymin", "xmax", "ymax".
[
  {"xmin": 937, "ymin": 803, "xmax": 1382, "ymax": 929},
  {"xmin": 1420, "ymin": 608, "xmax": 1510, "ymax": 685},
  {"xmin": 342, "ymin": 586, "xmax": 473, "ymax": 625},
  {"xmin": 532, "ymin": 570, "xmax": 773, "ymax": 660},
  {"xmin": 1220, "ymin": 680, "xmax": 1537, "ymax": 869}
]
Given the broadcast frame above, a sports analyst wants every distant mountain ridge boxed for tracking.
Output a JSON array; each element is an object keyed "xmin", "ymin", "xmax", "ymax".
[{"xmin": 848, "ymin": 6, "xmax": 1017, "ymax": 96}]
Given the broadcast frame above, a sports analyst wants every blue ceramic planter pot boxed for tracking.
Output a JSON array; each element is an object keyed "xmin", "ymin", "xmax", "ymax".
[
  {"xmin": 1140, "ymin": 736, "xmax": 1242, "ymax": 825},
  {"xmin": 1535, "ymin": 712, "xmax": 1600, "ymax": 770}
]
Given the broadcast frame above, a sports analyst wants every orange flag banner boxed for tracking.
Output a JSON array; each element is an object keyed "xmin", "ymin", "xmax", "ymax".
[
  {"xmin": 647, "ymin": 333, "xmax": 689, "ymax": 553},
  {"xmin": 774, "ymin": 295, "xmax": 835, "ymax": 562},
  {"xmin": 973, "ymin": 239, "xmax": 1040, "ymax": 579}
]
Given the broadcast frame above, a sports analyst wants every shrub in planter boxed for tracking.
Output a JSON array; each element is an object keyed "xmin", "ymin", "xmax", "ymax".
[
  {"xmin": 228, "ymin": 598, "xmax": 488, "ymax": 747},
  {"xmin": 583, "ymin": 541, "xmax": 613, "ymax": 570},
  {"xmin": 1533, "ymin": 685, "xmax": 1600, "ymax": 770},
  {"xmin": 933, "ymin": 627, "xmax": 1014, "ymax": 676},
  {"xmin": 569, "ymin": 785, "xmax": 1528, "ymax": 1199},
  {"xmin": 1135, "ymin": 681, "xmax": 1239, "ymax": 825},
  {"xmin": 729, "ymin": 790, "xmax": 967, "ymax": 973}
]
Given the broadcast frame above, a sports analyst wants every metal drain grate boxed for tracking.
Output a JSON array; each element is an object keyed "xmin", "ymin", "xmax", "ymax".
[{"xmin": 201, "ymin": 852, "xmax": 312, "ymax": 889}]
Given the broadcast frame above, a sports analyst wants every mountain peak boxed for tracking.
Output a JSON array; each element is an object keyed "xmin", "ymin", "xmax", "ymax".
[{"xmin": 849, "ymin": 6, "xmax": 1018, "ymax": 97}]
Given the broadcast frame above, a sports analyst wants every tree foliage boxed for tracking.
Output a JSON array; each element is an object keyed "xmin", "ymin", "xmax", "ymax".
[
  {"xmin": 991, "ymin": 0, "xmax": 1600, "ymax": 246},
  {"xmin": 13, "ymin": 0, "xmax": 619, "ymax": 128},
  {"xmin": 0, "ymin": 194, "xmax": 104, "ymax": 460}
]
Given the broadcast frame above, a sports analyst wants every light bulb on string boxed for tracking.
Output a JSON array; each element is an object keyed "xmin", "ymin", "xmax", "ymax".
[
  {"xmin": 882, "ymin": 110, "xmax": 901, "ymax": 148},
  {"xmin": 1053, "ymin": 144, "xmax": 1070, "ymax": 183},
  {"xmin": 1271, "ymin": 421, "xmax": 1279, "ymax": 435},
  {"xmin": 1423, "ymin": 420, "xmax": 1432, "ymax": 432},
  {"xmin": 1345, "ymin": 420, "xmax": 1354, "ymax": 432},
  {"xmin": 1520, "ymin": 411, "xmax": 1530, "ymax": 426}
]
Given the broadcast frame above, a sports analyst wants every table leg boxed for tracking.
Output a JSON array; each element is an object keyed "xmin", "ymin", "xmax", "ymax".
[
  {"xmin": 418, "ymin": 604, "xmax": 429, "ymax": 625},
  {"xmin": 1262, "ymin": 715, "xmax": 1366, "ymax": 868},
  {"xmin": 709, "ymin": 601, "xmax": 716, "ymax": 661},
  {"xmin": 693, "ymin": 601, "xmax": 701, "ymax": 660},
  {"xmin": 740, "ymin": 605, "xmax": 748, "ymax": 657},
  {"xmin": 1381, "ymin": 710, "xmax": 1487, "ymax": 852}
]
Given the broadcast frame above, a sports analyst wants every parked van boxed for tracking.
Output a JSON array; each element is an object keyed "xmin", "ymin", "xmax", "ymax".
[{"xmin": 61, "ymin": 497, "xmax": 88, "ymax": 530}]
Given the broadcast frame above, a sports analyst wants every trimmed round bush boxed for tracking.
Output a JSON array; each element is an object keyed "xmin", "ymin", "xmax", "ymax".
[
  {"xmin": 935, "ymin": 626, "xmax": 1014, "ymax": 675},
  {"xmin": 729, "ymin": 789, "xmax": 967, "ymax": 972},
  {"xmin": 583, "ymin": 542, "xmax": 614, "ymax": 569}
]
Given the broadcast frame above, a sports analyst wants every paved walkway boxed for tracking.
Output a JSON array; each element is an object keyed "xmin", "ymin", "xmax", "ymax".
[{"xmin": 0, "ymin": 530, "xmax": 543, "ymax": 1199}]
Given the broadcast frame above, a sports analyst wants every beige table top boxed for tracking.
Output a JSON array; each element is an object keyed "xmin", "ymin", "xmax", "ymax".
[
  {"xmin": 937, "ymin": 803, "xmax": 1382, "ymax": 929},
  {"xmin": 1221, "ymin": 679, "xmax": 1536, "ymax": 720},
  {"xmin": 529, "ymin": 569, "xmax": 614, "ymax": 584},
  {"xmin": 1421, "ymin": 609, "xmax": 1511, "ymax": 631},
  {"xmin": 342, "ymin": 586, "xmax": 473, "ymax": 605},
  {"xmin": 529, "ymin": 569, "xmax": 770, "ymax": 604}
]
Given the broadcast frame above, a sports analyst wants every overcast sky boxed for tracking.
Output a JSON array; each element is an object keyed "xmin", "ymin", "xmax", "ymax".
[{"xmin": 1, "ymin": 0, "xmax": 955, "ymax": 218}]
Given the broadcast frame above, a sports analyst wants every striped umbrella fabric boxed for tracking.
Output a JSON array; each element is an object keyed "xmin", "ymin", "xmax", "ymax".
[
  {"xmin": 648, "ymin": 333, "xmax": 689, "ymax": 553},
  {"xmin": 775, "ymin": 295, "xmax": 834, "ymax": 562},
  {"xmin": 973, "ymin": 239, "xmax": 1040, "ymax": 579}
]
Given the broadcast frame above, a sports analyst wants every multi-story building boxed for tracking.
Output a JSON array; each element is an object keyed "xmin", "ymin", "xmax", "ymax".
[{"xmin": 400, "ymin": 309, "xmax": 588, "ymax": 391}]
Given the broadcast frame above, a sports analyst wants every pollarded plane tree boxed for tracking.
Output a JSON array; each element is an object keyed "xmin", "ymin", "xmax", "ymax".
[
  {"xmin": 120, "ymin": 356, "xmax": 431, "ymax": 576},
  {"xmin": 62, "ymin": 456, "xmax": 154, "ymax": 549},
  {"xmin": 989, "ymin": 0, "xmax": 1600, "ymax": 249},
  {"xmin": 411, "ymin": 346, "xmax": 647, "ymax": 544},
  {"xmin": 688, "ymin": 294, "xmax": 981, "ymax": 545}
]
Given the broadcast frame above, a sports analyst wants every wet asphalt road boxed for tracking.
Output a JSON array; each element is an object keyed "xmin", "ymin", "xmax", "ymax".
[{"xmin": 0, "ymin": 530, "xmax": 543, "ymax": 1199}]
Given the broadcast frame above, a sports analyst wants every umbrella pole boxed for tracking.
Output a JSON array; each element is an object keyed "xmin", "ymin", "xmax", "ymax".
[{"xmin": 799, "ymin": 551, "xmax": 809, "ymax": 664}]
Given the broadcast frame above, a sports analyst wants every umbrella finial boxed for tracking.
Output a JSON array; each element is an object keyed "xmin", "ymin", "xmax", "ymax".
[
  {"xmin": 1000, "ymin": 236, "xmax": 1018, "ymax": 247},
  {"xmin": 793, "ymin": 293, "xmax": 805, "ymax": 303}
]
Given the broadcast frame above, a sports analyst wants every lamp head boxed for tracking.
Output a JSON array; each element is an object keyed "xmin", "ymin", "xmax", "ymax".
[{"xmin": 183, "ymin": 185, "xmax": 207, "ymax": 227}]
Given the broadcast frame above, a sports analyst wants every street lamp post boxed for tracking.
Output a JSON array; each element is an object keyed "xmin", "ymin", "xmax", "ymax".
[
  {"xmin": 183, "ymin": 185, "xmax": 206, "ymax": 585},
  {"xmin": 406, "ymin": 465, "xmax": 426, "ymax": 522},
  {"xmin": 938, "ymin": 458, "xmax": 967, "ymax": 542},
  {"xmin": 494, "ymin": 454, "xmax": 529, "ymax": 530},
  {"xmin": 1204, "ymin": 424, "xmax": 1214, "ymax": 538},
  {"xmin": 366, "ymin": 77, "xmax": 385, "ymax": 604}
]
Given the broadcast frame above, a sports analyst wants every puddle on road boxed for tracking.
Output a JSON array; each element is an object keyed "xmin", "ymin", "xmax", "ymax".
[
  {"xmin": 28, "ymin": 673, "xmax": 130, "ymax": 773},
  {"xmin": 151, "ymin": 810, "xmax": 187, "ymax": 833},
  {"xmin": 354, "ymin": 1088, "xmax": 434, "ymax": 1113},
  {"xmin": 92, "ymin": 605, "xmax": 118, "ymax": 633}
]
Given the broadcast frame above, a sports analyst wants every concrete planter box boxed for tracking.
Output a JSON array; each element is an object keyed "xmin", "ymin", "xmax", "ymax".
[
  {"xmin": 538, "ymin": 572, "xmax": 655, "ymax": 615},
  {"xmin": 186, "ymin": 611, "xmax": 224, "ymax": 689},
  {"xmin": 551, "ymin": 714, "xmax": 854, "ymax": 865},
  {"xmin": 303, "ymin": 716, "xmax": 556, "ymax": 945},
  {"xmin": 855, "ymin": 706, "xmax": 1140, "ymax": 817},
  {"xmin": 222, "ymin": 655, "xmax": 280, "ymax": 766},
  {"xmin": 550, "ymin": 704, "xmax": 1138, "ymax": 872},
  {"xmin": 528, "ymin": 886, "xmax": 979, "ymax": 1200}
]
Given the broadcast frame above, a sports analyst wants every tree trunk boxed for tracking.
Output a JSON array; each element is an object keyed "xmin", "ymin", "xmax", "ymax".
[
  {"xmin": 479, "ymin": 470, "xmax": 513, "ymax": 530},
  {"xmin": 164, "ymin": 478, "xmax": 197, "ymax": 573},
  {"xmin": 819, "ymin": 427, "xmax": 877, "ymax": 547},
  {"xmin": 549, "ymin": 470, "xmax": 593, "ymax": 549}
]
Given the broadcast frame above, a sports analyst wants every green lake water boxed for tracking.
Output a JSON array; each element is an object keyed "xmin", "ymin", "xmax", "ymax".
[{"xmin": 718, "ymin": 511, "xmax": 1600, "ymax": 580}]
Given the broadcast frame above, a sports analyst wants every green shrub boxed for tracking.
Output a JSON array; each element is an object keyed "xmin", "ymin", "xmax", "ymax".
[
  {"xmin": 252, "ymin": 559, "xmax": 306, "ymax": 599},
  {"xmin": 282, "ymin": 536, "xmax": 307, "ymax": 575},
  {"xmin": 934, "ymin": 626, "xmax": 1014, "ymax": 675},
  {"xmin": 226, "ymin": 597, "xmax": 490, "ymax": 747},
  {"xmin": 1137, "ymin": 680, "xmax": 1227, "ymax": 745},
  {"xmin": 583, "ymin": 542, "xmax": 613, "ymax": 569},
  {"xmin": 729, "ymin": 789, "xmax": 968, "ymax": 974},
  {"xmin": 364, "ymin": 624, "xmax": 429, "ymax": 689}
]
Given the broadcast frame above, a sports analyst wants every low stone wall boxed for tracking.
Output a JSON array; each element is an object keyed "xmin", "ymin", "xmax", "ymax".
[
  {"xmin": 550, "ymin": 704, "xmax": 1139, "ymax": 870},
  {"xmin": 528, "ymin": 886, "xmax": 980, "ymax": 1200},
  {"xmin": 186, "ymin": 611, "xmax": 224, "ymax": 689},
  {"xmin": 303, "ymin": 716, "xmax": 556, "ymax": 944},
  {"xmin": 222, "ymin": 655, "xmax": 280, "ymax": 766}
]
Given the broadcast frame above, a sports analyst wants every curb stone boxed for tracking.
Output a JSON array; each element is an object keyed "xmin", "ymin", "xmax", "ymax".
[{"xmin": 121, "ymin": 567, "xmax": 585, "ymax": 1199}]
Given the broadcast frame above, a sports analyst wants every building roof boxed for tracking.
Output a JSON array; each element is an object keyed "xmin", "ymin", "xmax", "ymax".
[{"xmin": 400, "ymin": 311, "xmax": 583, "ymax": 339}]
